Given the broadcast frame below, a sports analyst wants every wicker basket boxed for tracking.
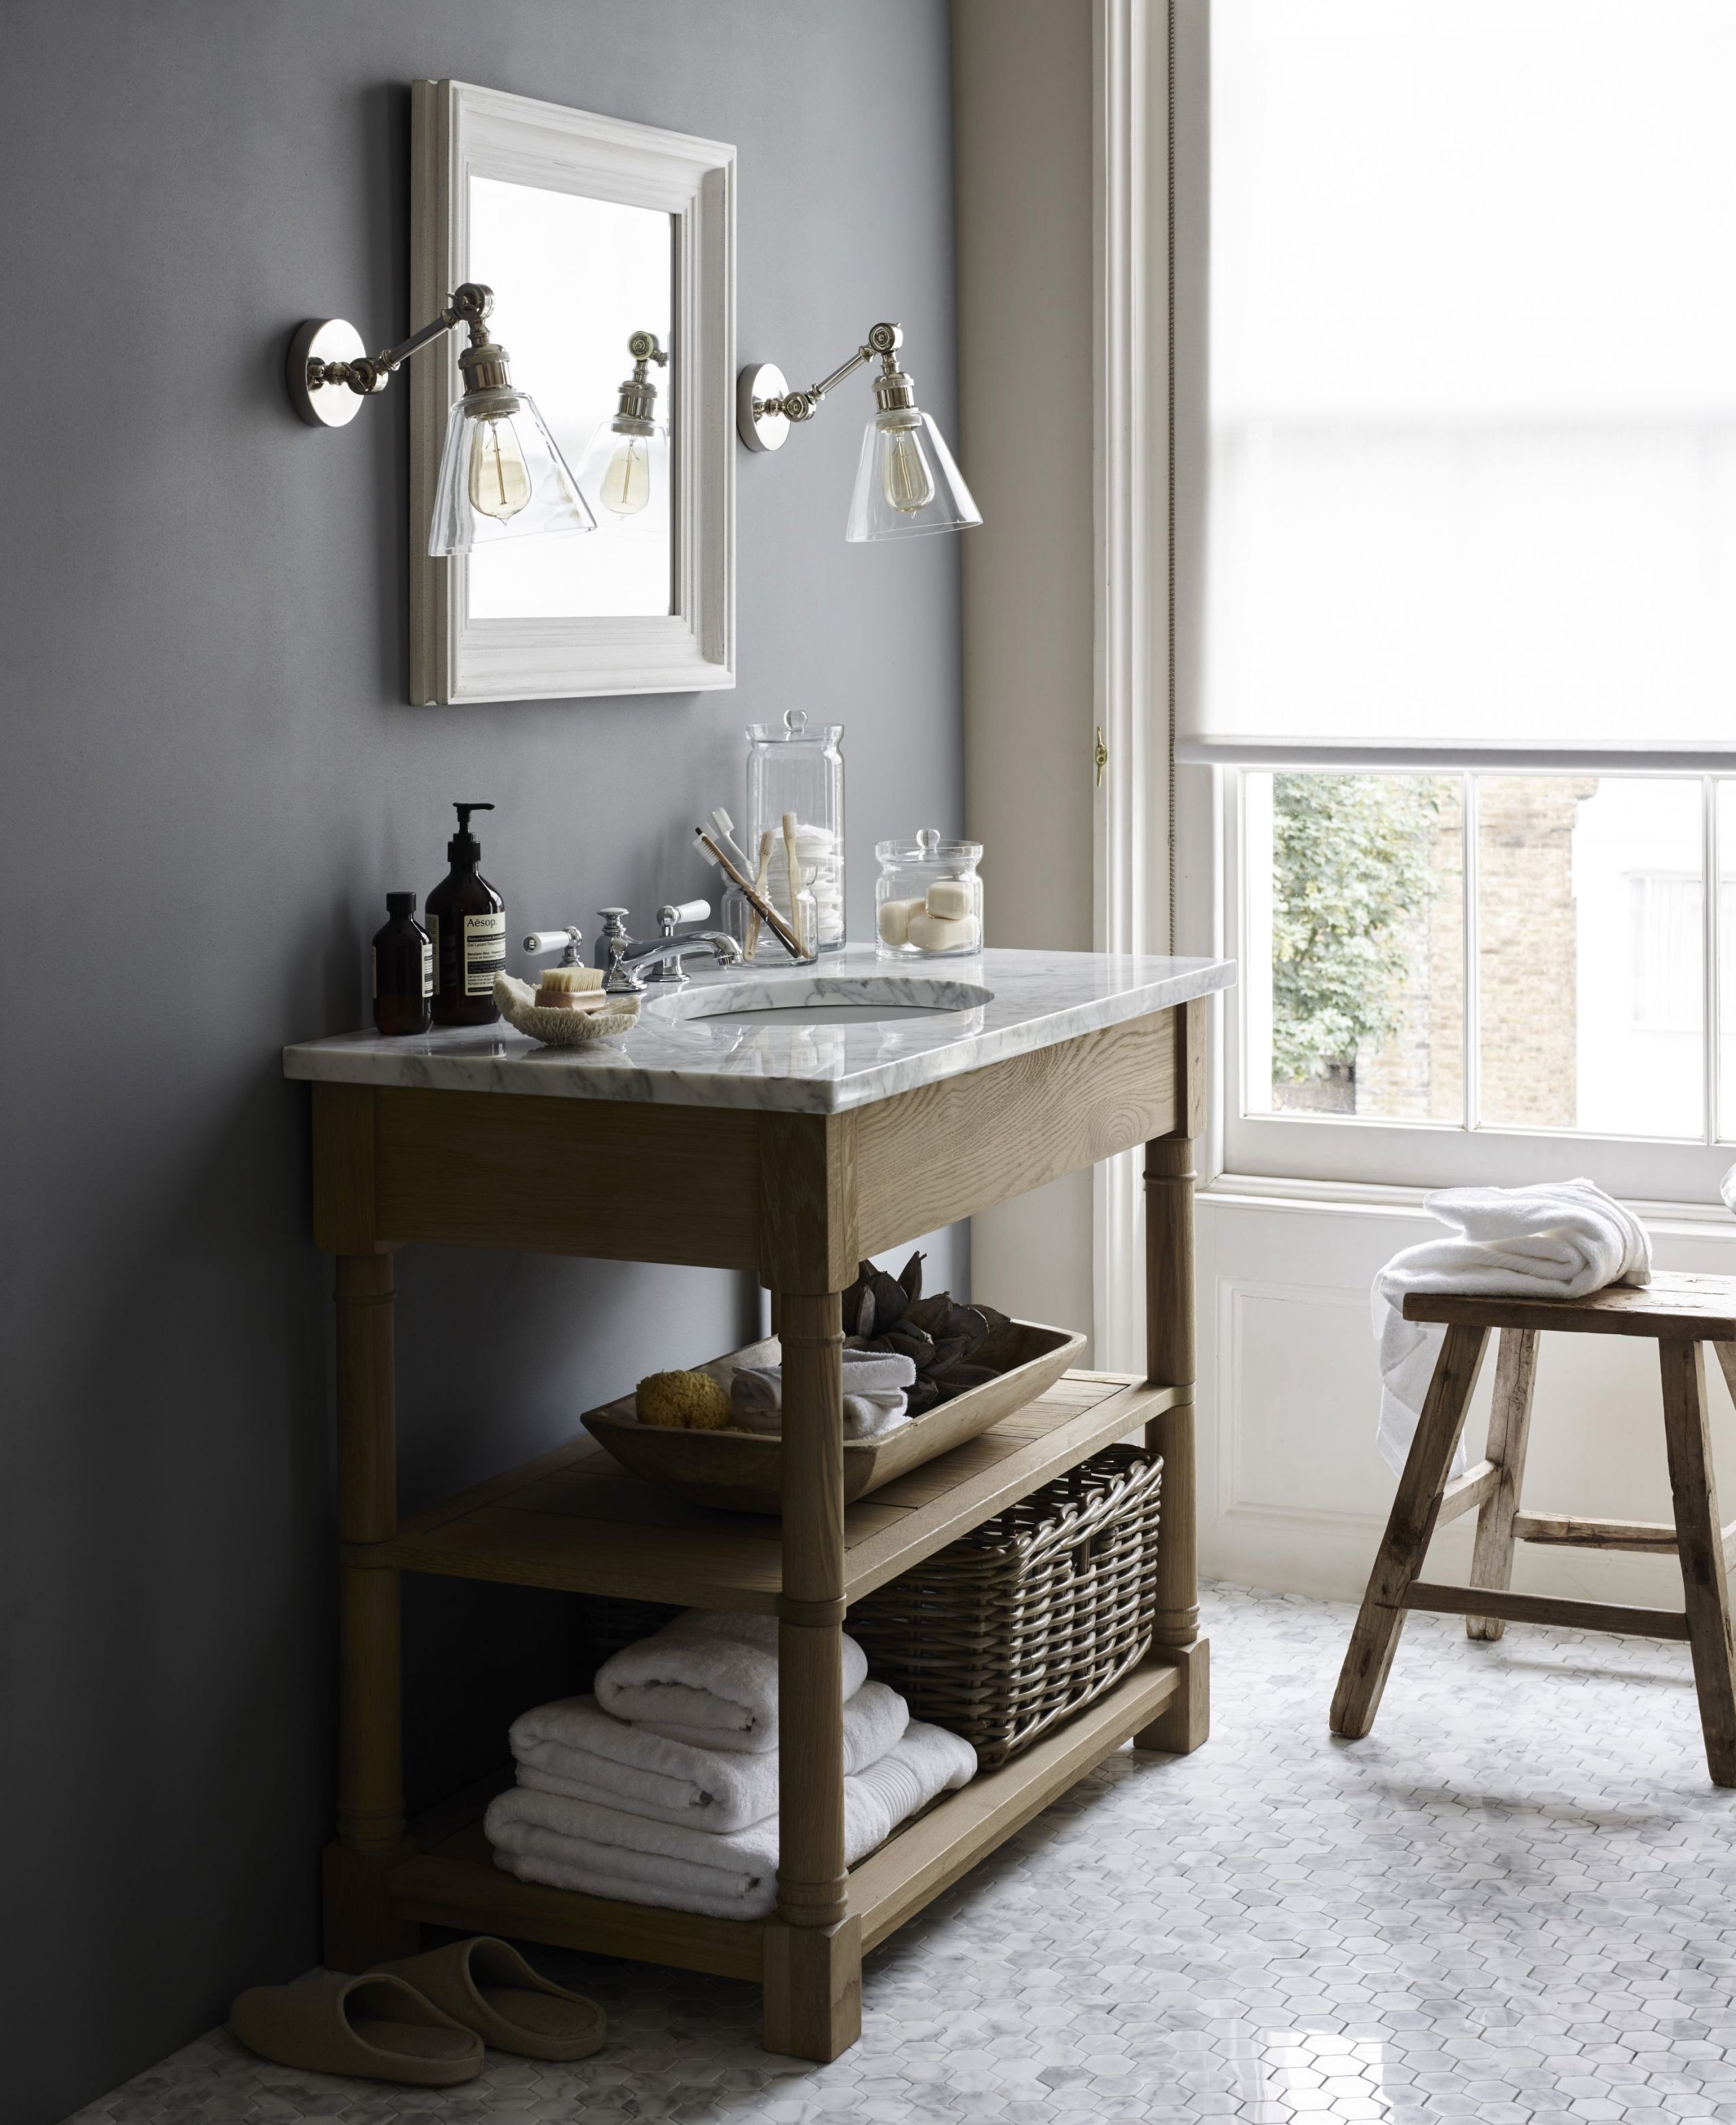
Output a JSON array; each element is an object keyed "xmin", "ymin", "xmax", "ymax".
[{"xmin": 846, "ymin": 1443, "xmax": 1164, "ymax": 1768}]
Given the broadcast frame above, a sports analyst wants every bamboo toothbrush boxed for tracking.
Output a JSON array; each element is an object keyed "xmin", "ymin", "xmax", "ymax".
[
  {"xmin": 693, "ymin": 827, "xmax": 804, "ymax": 958},
  {"xmin": 745, "ymin": 829, "xmax": 774, "ymax": 960}
]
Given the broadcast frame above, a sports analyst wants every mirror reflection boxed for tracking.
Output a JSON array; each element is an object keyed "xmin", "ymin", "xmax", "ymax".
[{"xmin": 465, "ymin": 176, "xmax": 673, "ymax": 619}]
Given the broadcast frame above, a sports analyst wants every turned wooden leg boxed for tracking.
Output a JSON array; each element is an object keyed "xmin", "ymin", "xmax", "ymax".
[
  {"xmin": 1331, "ymin": 1323, "xmax": 1488, "ymax": 1740},
  {"xmin": 764, "ymin": 1288, "xmax": 861, "ymax": 2062},
  {"xmin": 1465, "ymin": 1329, "xmax": 1540, "ymax": 1642},
  {"xmin": 1136, "ymin": 1119, "xmax": 1209, "ymax": 1753},
  {"xmin": 324, "ymin": 1253, "xmax": 416, "ymax": 1969},
  {"xmin": 1660, "ymin": 1340, "xmax": 1736, "ymax": 1788}
]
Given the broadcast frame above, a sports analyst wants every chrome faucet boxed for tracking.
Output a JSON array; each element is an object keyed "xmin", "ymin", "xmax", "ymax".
[{"xmin": 595, "ymin": 903, "xmax": 743, "ymax": 994}]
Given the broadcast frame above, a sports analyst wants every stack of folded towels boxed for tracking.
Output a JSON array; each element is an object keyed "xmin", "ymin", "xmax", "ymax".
[
  {"xmin": 484, "ymin": 1609, "xmax": 976, "ymax": 1921},
  {"xmin": 729, "ymin": 1349, "xmax": 918, "ymax": 1441}
]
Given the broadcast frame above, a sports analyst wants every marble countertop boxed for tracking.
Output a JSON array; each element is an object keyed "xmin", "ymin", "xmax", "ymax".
[{"xmin": 281, "ymin": 946, "xmax": 1236, "ymax": 1115}]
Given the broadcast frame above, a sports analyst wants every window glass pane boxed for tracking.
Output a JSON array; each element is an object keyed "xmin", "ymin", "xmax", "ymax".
[
  {"xmin": 1477, "ymin": 777, "xmax": 1703, "ymax": 1137},
  {"xmin": 1246, "ymin": 773, "xmax": 1463, "ymax": 1121}
]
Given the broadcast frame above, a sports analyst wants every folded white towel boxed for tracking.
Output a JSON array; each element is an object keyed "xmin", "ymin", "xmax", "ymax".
[
  {"xmin": 486, "ymin": 1719, "xmax": 978, "ymax": 1921},
  {"xmin": 1373, "ymin": 1178, "xmax": 1651, "ymax": 1477},
  {"xmin": 512, "ymin": 1681, "xmax": 911, "ymax": 1833},
  {"xmin": 730, "ymin": 1350, "xmax": 917, "ymax": 1440},
  {"xmin": 593, "ymin": 1610, "xmax": 869, "ymax": 1754}
]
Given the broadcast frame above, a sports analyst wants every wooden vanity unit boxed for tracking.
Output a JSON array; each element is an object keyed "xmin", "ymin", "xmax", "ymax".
[{"xmin": 285, "ymin": 948, "xmax": 1231, "ymax": 2061}]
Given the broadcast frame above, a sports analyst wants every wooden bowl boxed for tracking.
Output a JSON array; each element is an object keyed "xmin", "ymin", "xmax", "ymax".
[{"xmin": 580, "ymin": 1320, "xmax": 1087, "ymax": 1515}]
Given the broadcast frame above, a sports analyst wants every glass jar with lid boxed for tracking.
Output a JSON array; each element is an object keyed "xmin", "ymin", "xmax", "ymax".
[
  {"xmin": 875, "ymin": 829, "xmax": 984, "ymax": 958},
  {"xmin": 745, "ymin": 710, "xmax": 845, "ymax": 953}
]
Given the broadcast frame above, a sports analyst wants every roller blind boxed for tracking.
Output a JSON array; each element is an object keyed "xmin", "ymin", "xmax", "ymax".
[{"xmin": 1185, "ymin": 0, "xmax": 1736, "ymax": 754}]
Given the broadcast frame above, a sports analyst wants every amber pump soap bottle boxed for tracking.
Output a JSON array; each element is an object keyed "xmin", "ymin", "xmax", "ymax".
[
  {"xmin": 371, "ymin": 892, "xmax": 434, "ymax": 1036},
  {"xmin": 427, "ymin": 802, "xmax": 505, "ymax": 1026}
]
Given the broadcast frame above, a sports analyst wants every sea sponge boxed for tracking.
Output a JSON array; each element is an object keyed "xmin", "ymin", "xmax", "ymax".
[{"xmin": 635, "ymin": 1369, "xmax": 733, "ymax": 1430}]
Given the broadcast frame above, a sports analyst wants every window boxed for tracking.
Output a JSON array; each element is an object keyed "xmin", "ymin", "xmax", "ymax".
[
  {"xmin": 1242, "ymin": 771, "xmax": 1736, "ymax": 1148},
  {"xmin": 1174, "ymin": 1, "xmax": 1736, "ymax": 1201}
]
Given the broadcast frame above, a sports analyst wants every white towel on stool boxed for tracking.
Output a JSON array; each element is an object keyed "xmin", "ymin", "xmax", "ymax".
[
  {"xmin": 593, "ymin": 1609, "xmax": 869, "ymax": 1754},
  {"xmin": 511, "ymin": 1681, "xmax": 911, "ymax": 1833},
  {"xmin": 1373, "ymin": 1178, "xmax": 1651, "ymax": 1479},
  {"xmin": 485, "ymin": 1719, "xmax": 977, "ymax": 1921}
]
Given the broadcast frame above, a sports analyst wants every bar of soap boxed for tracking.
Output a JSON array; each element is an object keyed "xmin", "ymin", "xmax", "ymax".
[
  {"xmin": 907, "ymin": 912, "xmax": 981, "ymax": 953},
  {"xmin": 925, "ymin": 878, "xmax": 974, "ymax": 922},
  {"xmin": 877, "ymin": 897, "xmax": 925, "ymax": 947}
]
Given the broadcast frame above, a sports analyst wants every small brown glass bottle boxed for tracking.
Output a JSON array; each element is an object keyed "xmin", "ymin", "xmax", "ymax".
[
  {"xmin": 427, "ymin": 801, "xmax": 505, "ymax": 1026},
  {"xmin": 371, "ymin": 892, "xmax": 433, "ymax": 1036}
]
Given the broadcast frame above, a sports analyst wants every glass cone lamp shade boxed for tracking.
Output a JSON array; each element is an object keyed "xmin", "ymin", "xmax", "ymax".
[
  {"xmin": 575, "ymin": 416, "xmax": 671, "ymax": 541},
  {"xmin": 427, "ymin": 387, "xmax": 595, "ymax": 557},
  {"xmin": 845, "ymin": 409, "xmax": 981, "ymax": 543}
]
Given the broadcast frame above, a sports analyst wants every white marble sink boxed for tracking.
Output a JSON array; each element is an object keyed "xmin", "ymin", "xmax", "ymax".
[
  {"xmin": 283, "ymin": 945, "xmax": 1235, "ymax": 1114},
  {"xmin": 642, "ymin": 972, "xmax": 994, "ymax": 1027}
]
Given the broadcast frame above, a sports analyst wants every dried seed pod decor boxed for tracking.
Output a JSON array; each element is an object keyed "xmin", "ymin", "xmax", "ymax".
[{"xmin": 837, "ymin": 1251, "xmax": 1013, "ymax": 1414}]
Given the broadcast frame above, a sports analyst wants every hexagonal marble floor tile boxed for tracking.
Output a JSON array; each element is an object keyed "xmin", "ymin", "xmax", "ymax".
[{"xmin": 61, "ymin": 1585, "xmax": 1736, "ymax": 2125}]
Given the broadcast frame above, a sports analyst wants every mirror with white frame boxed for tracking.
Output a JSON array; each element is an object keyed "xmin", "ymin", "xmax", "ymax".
[{"xmin": 409, "ymin": 81, "xmax": 734, "ymax": 704}]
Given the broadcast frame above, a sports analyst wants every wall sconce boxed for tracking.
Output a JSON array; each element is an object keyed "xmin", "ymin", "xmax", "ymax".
[
  {"xmin": 737, "ymin": 322, "xmax": 981, "ymax": 543},
  {"xmin": 287, "ymin": 281, "xmax": 595, "ymax": 556},
  {"xmin": 576, "ymin": 331, "xmax": 670, "ymax": 529}
]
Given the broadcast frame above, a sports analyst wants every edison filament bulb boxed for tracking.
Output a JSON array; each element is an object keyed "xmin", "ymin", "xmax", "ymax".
[
  {"xmin": 468, "ymin": 415, "xmax": 532, "ymax": 524},
  {"xmin": 881, "ymin": 423, "xmax": 936, "ymax": 515},
  {"xmin": 601, "ymin": 435, "xmax": 653, "ymax": 515}
]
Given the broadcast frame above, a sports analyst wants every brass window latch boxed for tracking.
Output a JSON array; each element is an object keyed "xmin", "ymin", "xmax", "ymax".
[{"xmin": 1094, "ymin": 726, "xmax": 1109, "ymax": 789}]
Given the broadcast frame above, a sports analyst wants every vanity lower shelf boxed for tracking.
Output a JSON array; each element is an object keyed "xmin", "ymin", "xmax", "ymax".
[
  {"xmin": 366, "ymin": 1367, "xmax": 1182, "ymax": 1611},
  {"xmin": 382, "ymin": 1656, "xmax": 1183, "ymax": 1980}
]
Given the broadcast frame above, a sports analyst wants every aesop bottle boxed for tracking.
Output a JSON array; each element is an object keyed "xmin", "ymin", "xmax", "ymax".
[
  {"xmin": 370, "ymin": 891, "xmax": 433, "ymax": 1036},
  {"xmin": 427, "ymin": 802, "xmax": 505, "ymax": 1026}
]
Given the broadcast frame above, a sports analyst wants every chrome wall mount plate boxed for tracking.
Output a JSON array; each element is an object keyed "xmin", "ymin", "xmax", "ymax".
[
  {"xmin": 737, "ymin": 362, "xmax": 791, "ymax": 452},
  {"xmin": 288, "ymin": 318, "xmax": 367, "ymax": 428}
]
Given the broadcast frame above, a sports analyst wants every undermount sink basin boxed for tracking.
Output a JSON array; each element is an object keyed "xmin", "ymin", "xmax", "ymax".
[{"xmin": 646, "ymin": 973, "xmax": 993, "ymax": 1027}]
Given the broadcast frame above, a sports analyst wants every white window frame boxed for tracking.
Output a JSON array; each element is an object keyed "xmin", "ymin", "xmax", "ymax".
[
  {"xmin": 1208, "ymin": 762, "xmax": 1736, "ymax": 1207},
  {"xmin": 1156, "ymin": 0, "xmax": 1736, "ymax": 1216}
]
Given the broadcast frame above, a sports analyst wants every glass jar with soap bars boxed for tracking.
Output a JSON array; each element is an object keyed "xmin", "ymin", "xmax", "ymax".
[
  {"xmin": 745, "ymin": 709, "xmax": 845, "ymax": 952},
  {"xmin": 875, "ymin": 830, "xmax": 983, "ymax": 957}
]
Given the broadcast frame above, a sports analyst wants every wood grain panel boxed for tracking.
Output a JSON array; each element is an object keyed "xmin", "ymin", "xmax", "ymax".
[
  {"xmin": 1405, "ymin": 1272, "xmax": 1736, "ymax": 1340},
  {"xmin": 368, "ymin": 1366, "xmax": 1172, "ymax": 1612},
  {"xmin": 393, "ymin": 1821, "xmax": 765, "ymax": 1980},
  {"xmin": 849, "ymin": 1661, "xmax": 1180, "ymax": 1950},
  {"xmin": 313, "ymin": 1084, "xmax": 382, "ymax": 1254},
  {"xmin": 372, "ymin": 1087, "xmax": 761, "ymax": 1266},
  {"xmin": 1403, "ymin": 1580, "xmax": 1691, "ymax": 1639},
  {"xmin": 852, "ymin": 1012, "xmax": 1181, "ymax": 1255}
]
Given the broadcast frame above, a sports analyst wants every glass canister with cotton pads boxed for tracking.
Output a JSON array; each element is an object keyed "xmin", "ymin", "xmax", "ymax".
[
  {"xmin": 744, "ymin": 711, "xmax": 845, "ymax": 953},
  {"xmin": 875, "ymin": 830, "xmax": 984, "ymax": 957}
]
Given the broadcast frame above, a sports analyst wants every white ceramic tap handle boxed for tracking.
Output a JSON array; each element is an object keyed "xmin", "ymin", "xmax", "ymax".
[
  {"xmin": 658, "ymin": 899, "xmax": 711, "ymax": 932},
  {"xmin": 522, "ymin": 926, "xmax": 583, "ymax": 955}
]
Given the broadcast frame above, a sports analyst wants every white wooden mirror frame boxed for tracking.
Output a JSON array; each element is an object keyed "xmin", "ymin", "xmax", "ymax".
[{"xmin": 408, "ymin": 79, "xmax": 735, "ymax": 704}]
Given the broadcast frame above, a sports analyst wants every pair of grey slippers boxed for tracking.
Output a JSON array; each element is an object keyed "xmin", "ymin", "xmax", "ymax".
[{"xmin": 229, "ymin": 1935, "xmax": 605, "ymax": 2087}]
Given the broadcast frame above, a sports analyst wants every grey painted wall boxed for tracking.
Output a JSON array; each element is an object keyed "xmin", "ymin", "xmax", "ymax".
[{"xmin": 2, "ymin": 5, "xmax": 962, "ymax": 2118}]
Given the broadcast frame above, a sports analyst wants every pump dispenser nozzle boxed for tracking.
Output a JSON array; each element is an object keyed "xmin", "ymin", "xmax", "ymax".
[{"xmin": 448, "ymin": 800, "xmax": 494, "ymax": 863}]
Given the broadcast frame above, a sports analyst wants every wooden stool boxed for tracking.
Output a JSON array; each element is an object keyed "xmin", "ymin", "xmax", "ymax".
[{"xmin": 1330, "ymin": 1272, "xmax": 1736, "ymax": 1786}]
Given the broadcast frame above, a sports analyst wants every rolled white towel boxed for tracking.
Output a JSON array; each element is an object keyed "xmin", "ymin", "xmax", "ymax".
[
  {"xmin": 594, "ymin": 1609, "xmax": 869, "ymax": 1754},
  {"xmin": 1373, "ymin": 1178, "xmax": 1650, "ymax": 1477},
  {"xmin": 732, "ymin": 1386, "xmax": 909, "ymax": 1441},
  {"xmin": 486, "ymin": 1719, "xmax": 978, "ymax": 1922},
  {"xmin": 731, "ymin": 1350, "xmax": 917, "ymax": 1439},
  {"xmin": 512, "ymin": 1681, "xmax": 910, "ymax": 1833}
]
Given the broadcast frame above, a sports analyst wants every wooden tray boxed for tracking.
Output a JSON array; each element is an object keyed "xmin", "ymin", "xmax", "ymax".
[{"xmin": 580, "ymin": 1320, "xmax": 1088, "ymax": 1515}]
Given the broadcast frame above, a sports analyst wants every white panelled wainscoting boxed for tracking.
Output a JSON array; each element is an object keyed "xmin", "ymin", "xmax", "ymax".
[{"xmin": 1196, "ymin": 1186, "xmax": 1736, "ymax": 1605}]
